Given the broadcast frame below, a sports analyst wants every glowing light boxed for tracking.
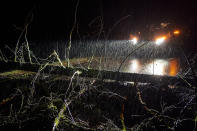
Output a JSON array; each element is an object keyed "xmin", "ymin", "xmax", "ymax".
[
  {"xmin": 155, "ymin": 36, "xmax": 166, "ymax": 45},
  {"xmin": 146, "ymin": 59, "xmax": 168, "ymax": 75},
  {"xmin": 173, "ymin": 30, "xmax": 180, "ymax": 35},
  {"xmin": 131, "ymin": 37, "xmax": 138, "ymax": 44},
  {"xmin": 121, "ymin": 58, "xmax": 180, "ymax": 76},
  {"xmin": 168, "ymin": 59, "xmax": 179, "ymax": 76},
  {"xmin": 124, "ymin": 59, "xmax": 140, "ymax": 73},
  {"xmin": 153, "ymin": 63, "xmax": 165, "ymax": 75},
  {"xmin": 130, "ymin": 59, "xmax": 139, "ymax": 72}
]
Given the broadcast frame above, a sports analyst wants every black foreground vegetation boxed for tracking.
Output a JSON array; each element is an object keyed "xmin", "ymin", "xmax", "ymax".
[
  {"xmin": 0, "ymin": 9, "xmax": 197, "ymax": 129},
  {"xmin": 1, "ymin": 0, "xmax": 197, "ymax": 130},
  {"xmin": 0, "ymin": 57, "xmax": 196, "ymax": 131}
]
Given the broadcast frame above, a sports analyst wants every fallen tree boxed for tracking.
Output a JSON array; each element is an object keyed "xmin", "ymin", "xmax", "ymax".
[{"xmin": 0, "ymin": 61, "xmax": 195, "ymax": 87}]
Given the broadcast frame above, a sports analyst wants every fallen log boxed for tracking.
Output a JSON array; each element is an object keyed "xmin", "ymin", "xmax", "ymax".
[{"xmin": 0, "ymin": 61, "xmax": 195, "ymax": 86}]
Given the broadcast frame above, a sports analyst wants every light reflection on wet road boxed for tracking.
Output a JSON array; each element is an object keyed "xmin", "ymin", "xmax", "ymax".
[
  {"xmin": 121, "ymin": 58, "xmax": 179, "ymax": 76},
  {"xmin": 76, "ymin": 57, "xmax": 180, "ymax": 76}
]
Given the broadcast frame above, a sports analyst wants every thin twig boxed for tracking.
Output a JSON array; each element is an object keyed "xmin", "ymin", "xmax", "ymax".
[
  {"xmin": 24, "ymin": 24, "xmax": 32, "ymax": 64},
  {"xmin": 117, "ymin": 41, "xmax": 148, "ymax": 72},
  {"xmin": 66, "ymin": 0, "xmax": 80, "ymax": 67}
]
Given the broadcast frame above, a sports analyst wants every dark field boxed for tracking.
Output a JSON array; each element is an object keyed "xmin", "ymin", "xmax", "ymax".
[{"xmin": 0, "ymin": 44, "xmax": 196, "ymax": 130}]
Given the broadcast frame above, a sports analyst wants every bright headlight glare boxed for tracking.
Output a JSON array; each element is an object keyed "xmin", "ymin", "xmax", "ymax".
[
  {"xmin": 173, "ymin": 30, "xmax": 180, "ymax": 35},
  {"xmin": 131, "ymin": 37, "xmax": 138, "ymax": 44},
  {"xmin": 155, "ymin": 36, "xmax": 166, "ymax": 45}
]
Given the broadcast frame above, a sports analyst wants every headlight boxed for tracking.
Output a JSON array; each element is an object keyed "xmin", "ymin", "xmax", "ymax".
[
  {"xmin": 155, "ymin": 36, "xmax": 166, "ymax": 45},
  {"xmin": 131, "ymin": 37, "xmax": 138, "ymax": 44},
  {"xmin": 173, "ymin": 30, "xmax": 180, "ymax": 35}
]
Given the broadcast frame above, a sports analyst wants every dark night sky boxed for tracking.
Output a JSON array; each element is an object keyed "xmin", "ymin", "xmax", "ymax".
[{"xmin": 0, "ymin": 0, "xmax": 196, "ymax": 42}]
